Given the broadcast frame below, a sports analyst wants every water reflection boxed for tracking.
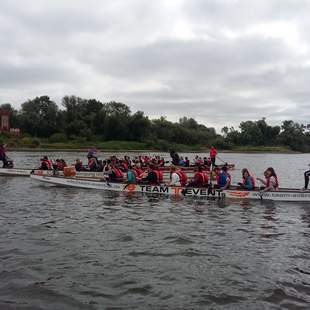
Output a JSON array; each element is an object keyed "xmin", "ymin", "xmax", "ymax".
[{"xmin": 1, "ymin": 152, "xmax": 310, "ymax": 309}]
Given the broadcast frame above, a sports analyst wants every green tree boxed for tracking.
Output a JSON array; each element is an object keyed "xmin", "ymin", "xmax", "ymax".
[{"xmin": 19, "ymin": 96, "xmax": 59, "ymax": 137}]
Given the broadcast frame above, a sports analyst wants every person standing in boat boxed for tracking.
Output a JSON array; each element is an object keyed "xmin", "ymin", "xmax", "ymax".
[
  {"xmin": 301, "ymin": 164, "xmax": 310, "ymax": 191},
  {"xmin": 238, "ymin": 168, "xmax": 255, "ymax": 190},
  {"xmin": 87, "ymin": 148, "xmax": 98, "ymax": 161},
  {"xmin": 209, "ymin": 146, "xmax": 217, "ymax": 166},
  {"xmin": 0, "ymin": 143, "xmax": 8, "ymax": 168},
  {"xmin": 257, "ymin": 167, "xmax": 279, "ymax": 191}
]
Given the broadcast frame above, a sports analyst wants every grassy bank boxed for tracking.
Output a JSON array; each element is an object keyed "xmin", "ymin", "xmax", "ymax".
[
  {"xmin": 1, "ymin": 135, "xmax": 300, "ymax": 153},
  {"xmin": 228, "ymin": 145, "xmax": 298, "ymax": 153},
  {"xmin": 4, "ymin": 137, "xmax": 207, "ymax": 152}
]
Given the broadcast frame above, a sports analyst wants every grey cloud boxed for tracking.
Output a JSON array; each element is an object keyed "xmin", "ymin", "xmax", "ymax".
[{"xmin": 0, "ymin": 0, "xmax": 310, "ymax": 130}]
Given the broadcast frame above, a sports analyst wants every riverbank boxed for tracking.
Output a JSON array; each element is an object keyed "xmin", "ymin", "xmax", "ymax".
[
  {"xmin": 2, "ymin": 134, "xmax": 301, "ymax": 153},
  {"xmin": 6, "ymin": 143, "xmax": 299, "ymax": 154}
]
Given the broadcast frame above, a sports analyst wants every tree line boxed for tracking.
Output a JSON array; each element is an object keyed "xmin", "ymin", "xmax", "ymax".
[{"xmin": 1, "ymin": 95, "xmax": 310, "ymax": 151}]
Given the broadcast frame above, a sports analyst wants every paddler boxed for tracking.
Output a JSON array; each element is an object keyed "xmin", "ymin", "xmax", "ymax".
[
  {"xmin": 238, "ymin": 168, "xmax": 255, "ymax": 190},
  {"xmin": 0, "ymin": 143, "xmax": 8, "ymax": 168},
  {"xmin": 210, "ymin": 146, "xmax": 217, "ymax": 166},
  {"xmin": 126, "ymin": 165, "xmax": 136, "ymax": 184},
  {"xmin": 105, "ymin": 164, "xmax": 123, "ymax": 182},
  {"xmin": 215, "ymin": 166, "xmax": 231, "ymax": 190},
  {"xmin": 170, "ymin": 150, "xmax": 180, "ymax": 166},
  {"xmin": 75, "ymin": 159, "xmax": 84, "ymax": 171},
  {"xmin": 39, "ymin": 156, "xmax": 53, "ymax": 170},
  {"xmin": 301, "ymin": 165, "xmax": 310, "ymax": 191},
  {"xmin": 188, "ymin": 166, "xmax": 209, "ymax": 187},
  {"xmin": 87, "ymin": 148, "xmax": 98, "ymax": 161},
  {"xmin": 168, "ymin": 165, "xmax": 187, "ymax": 186},
  {"xmin": 257, "ymin": 167, "xmax": 279, "ymax": 191},
  {"xmin": 141, "ymin": 165, "xmax": 160, "ymax": 185}
]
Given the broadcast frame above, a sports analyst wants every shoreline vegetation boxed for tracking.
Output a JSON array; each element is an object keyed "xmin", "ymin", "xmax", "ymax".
[
  {"xmin": 6, "ymin": 141, "xmax": 298, "ymax": 154},
  {"xmin": 1, "ymin": 95, "xmax": 310, "ymax": 153}
]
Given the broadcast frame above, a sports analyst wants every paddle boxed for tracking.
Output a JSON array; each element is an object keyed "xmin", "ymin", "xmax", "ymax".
[
  {"xmin": 216, "ymin": 156, "xmax": 227, "ymax": 165},
  {"xmin": 207, "ymin": 163, "xmax": 214, "ymax": 196}
]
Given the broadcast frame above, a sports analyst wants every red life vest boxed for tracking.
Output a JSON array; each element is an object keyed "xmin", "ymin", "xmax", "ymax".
[
  {"xmin": 210, "ymin": 148, "xmax": 217, "ymax": 158},
  {"xmin": 47, "ymin": 160, "xmax": 53, "ymax": 170},
  {"xmin": 122, "ymin": 163, "xmax": 128, "ymax": 171},
  {"xmin": 194, "ymin": 172, "xmax": 209, "ymax": 186},
  {"xmin": 153, "ymin": 170, "xmax": 163, "ymax": 183},
  {"xmin": 266, "ymin": 176, "xmax": 279, "ymax": 189},
  {"xmin": 133, "ymin": 167, "xmax": 143, "ymax": 178},
  {"xmin": 113, "ymin": 168, "xmax": 123, "ymax": 179},
  {"xmin": 56, "ymin": 162, "xmax": 64, "ymax": 171},
  {"xmin": 175, "ymin": 170, "xmax": 187, "ymax": 186}
]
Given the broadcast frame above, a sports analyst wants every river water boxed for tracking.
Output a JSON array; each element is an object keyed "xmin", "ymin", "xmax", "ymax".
[{"xmin": 1, "ymin": 151, "xmax": 310, "ymax": 309}]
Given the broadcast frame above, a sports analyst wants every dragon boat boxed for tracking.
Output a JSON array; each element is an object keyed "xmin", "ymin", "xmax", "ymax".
[{"xmin": 30, "ymin": 174, "xmax": 310, "ymax": 202}]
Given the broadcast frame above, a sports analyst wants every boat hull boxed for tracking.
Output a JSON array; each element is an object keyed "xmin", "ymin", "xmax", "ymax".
[{"xmin": 30, "ymin": 174, "xmax": 310, "ymax": 202}]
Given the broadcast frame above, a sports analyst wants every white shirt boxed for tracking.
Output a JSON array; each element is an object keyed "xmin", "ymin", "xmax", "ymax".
[
  {"xmin": 269, "ymin": 176, "xmax": 278, "ymax": 190},
  {"xmin": 170, "ymin": 172, "xmax": 181, "ymax": 186}
]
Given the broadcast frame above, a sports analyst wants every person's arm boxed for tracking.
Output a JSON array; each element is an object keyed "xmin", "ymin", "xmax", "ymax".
[
  {"xmin": 220, "ymin": 178, "xmax": 230, "ymax": 190},
  {"xmin": 261, "ymin": 178, "xmax": 276, "ymax": 192},
  {"xmin": 256, "ymin": 178, "xmax": 267, "ymax": 186}
]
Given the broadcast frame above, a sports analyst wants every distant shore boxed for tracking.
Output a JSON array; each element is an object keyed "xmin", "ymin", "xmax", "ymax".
[{"xmin": 6, "ymin": 145, "xmax": 301, "ymax": 154}]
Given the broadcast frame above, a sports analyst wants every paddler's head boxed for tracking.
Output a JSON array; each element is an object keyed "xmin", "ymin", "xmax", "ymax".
[
  {"xmin": 242, "ymin": 168, "xmax": 249, "ymax": 178},
  {"xmin": 170, "ymin": 165, "xmax": 176, "ymax": 172}
]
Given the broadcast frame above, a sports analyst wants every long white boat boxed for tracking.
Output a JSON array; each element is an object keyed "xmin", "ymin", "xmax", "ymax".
[
  {"xmin": 30, "ymin": 174, "xmax": 310, "ymax": 202},
  {"xmin": 0, "ymin": 168, "xmax": 196, "ymax": 178},
  {"xmin": 0, "ymin": 168, "xmax": 105, "ymax": 178}
]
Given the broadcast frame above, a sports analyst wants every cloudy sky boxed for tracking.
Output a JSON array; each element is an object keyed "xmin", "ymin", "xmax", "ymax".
[{"xmin": 1, "ymin": 0, "xmax": 310, "ymax": 130}]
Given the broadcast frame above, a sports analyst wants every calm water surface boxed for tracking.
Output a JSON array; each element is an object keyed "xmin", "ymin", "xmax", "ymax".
[{"xmin": 1, "ymin": 152, "xmax": 310, "ymax": 309}]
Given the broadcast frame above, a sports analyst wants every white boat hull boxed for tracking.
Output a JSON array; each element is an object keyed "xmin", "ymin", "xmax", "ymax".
[
  {"xmin": 0, "ymin": 168, "xmax": 105, "ymax": 178},
  {"xmin": 30, "ymin": 174, "xmax": 310, "ymax": 202}
]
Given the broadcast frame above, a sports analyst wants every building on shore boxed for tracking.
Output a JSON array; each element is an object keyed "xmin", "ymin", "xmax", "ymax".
[{"xmin": 0, "ymin": 109, "xmax": 20, "ymax": 135}]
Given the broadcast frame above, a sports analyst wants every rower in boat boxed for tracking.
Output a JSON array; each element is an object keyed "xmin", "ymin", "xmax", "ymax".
[
  {"xmin": 184, "ymin": 157, "xmax": 190, "ymax": 167},
  {"xmin": 54, "ymin": 159, "xmax": 67, "ymax": 171},
  {"xmin": 257, "ymin": 167, "xmax": 279, "ymax": 192},
  {"xmin": 141, "ymin": 164, "xmax": 161, "ymax": 185},
  {"xmin": 39, "ymin": 156, "xmax": 53, "ymax": 170},
  {"xmin": 132, "ymin": 163, "xmax": 144, "ymax": 179},
  {"xmin": 188, "ymin": 166, "xmax": 209, "ymax": 187},
  {"xmin": 75, "ymin": 159, "xmax": 84, "ymax": 171},
  {"xmin": 215, "ymin": 166, "xmax": 231, "ymax": 190},
  {"xmin": 87, "ymin": 148, "xmax": 98, "ymax": 161},
  {"xmin": 105, "ymin": 164, "xmax": 123, "ymax": 182},
  {"xmin": 127, "ymin": 165, "xmax": 136, "ymax": 184},
  {"xmin": 0, "ymin": 143, "xmax": 9, "ymax": 168},
  {"xmin": 238, "ymin": 168, "xmax": 255, "ymax": 190},
  {"xmin": 210, "ymin": 146, "xmax": 217, "ymax": 166},
  {"xmin": 170, "ymin": 150, "xmax": 180, "ymax": 166},
  {"xmin": 168, "ymin": 165, "xmax": 187, "ymax": 186},
  {"xmin": 302, "ymin": 165, "xmax": 310, "ymax": 191}
]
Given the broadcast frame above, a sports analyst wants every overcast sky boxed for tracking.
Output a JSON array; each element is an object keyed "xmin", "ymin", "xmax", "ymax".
[{"xmin": 1, "ymin": 0, "xmax": 310, "ymax": 130}]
